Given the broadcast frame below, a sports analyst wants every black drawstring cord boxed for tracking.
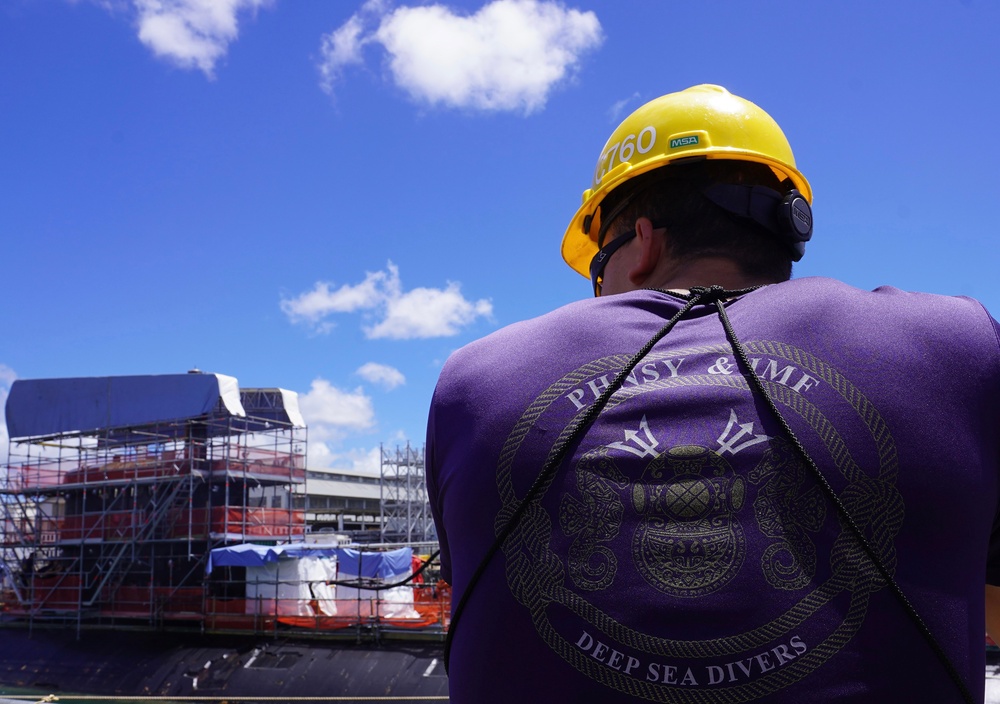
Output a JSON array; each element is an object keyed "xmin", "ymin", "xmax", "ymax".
[
  {"xmin": 707, "ymin": 291, "xmax": 975, "ymax": 704},
  {"xmin": 443, "ymin": 288, "xmax": 714, "ymax": 671},
  {"xmin": 442, "ymin": 284, "xmax": 974, "ymax": 704}
]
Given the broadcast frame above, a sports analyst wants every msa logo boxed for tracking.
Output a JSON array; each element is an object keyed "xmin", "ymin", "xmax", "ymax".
[{"xmin": 670, "ymin": 135, "xmax": 699, "ymax": 149}]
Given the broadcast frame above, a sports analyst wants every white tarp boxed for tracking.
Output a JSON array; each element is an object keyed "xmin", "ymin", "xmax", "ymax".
[
  {"xmin": 215, "ymin": 544, "xmax": 418, "ymax": 619},
  {"xmin": 245, "ymin": 555, "xmax": 338, "ymax": 616},
  {"xmin": 335, "ymin": 567, "xmax": 419, "ymax": 619}
]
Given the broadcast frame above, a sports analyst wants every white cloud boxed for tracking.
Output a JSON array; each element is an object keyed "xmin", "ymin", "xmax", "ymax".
[
  {"xmin": 317, "ymin": 0, "xmax": 389, "ymax": 93},
  {"xmin": 308, "ymin": 444, "xmax": 408, "ymax": 475},
  {"xmin": 304, "ymin": 437, "xmax": 334, "ymax": 468},
  {"xmin": 317, "ymin": 14, "xmax": 367, "ymax": 91},
  {"xmin": 608, "ymin": 92, "xmax": 642, "ymax": 123},
  {"xmin": 0, "ymin": 365, "xmax": 16, "ymax": 465},
  {"xmin": 356, "ymin": 362, "xmax": 405, "ymax": 390},
  {"xmin": 299, "ymin": 378, "xmax": 375, "ymax": 432},
  {"xmin": 297, "ymin": 378, "xmax": 376, "ymax": 468},
  {"xmin": 280, "ymin": 269, "xmax": 391, "ymax": 328},
  {"xmin": 0, "ymin": 365, "xmax": 14, "ymax": 391},
  {"xmin": 346, "ymin": 438, "xmax": 421, "ymax": 474},
  {"xmin": 132, "ymin": 0, "xmax": 272, "ymax": 76},
  {"xmin": 282, "ymin": 262, "xmax": 492, "ymax": 339},
  {"xmin": 318, "ymin": 0, "xmax": 603, "ymax": 114},
  {"xmin": 366, "ymin": 283, "xmax": 493, "ymax": 339},
  {"xmin": 335, "ymin": 445, "xmax": 383, "ymax": 474}
]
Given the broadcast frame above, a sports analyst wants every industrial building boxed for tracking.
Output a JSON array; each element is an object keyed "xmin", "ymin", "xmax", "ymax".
[{"xmin": 294, "ymin": 443, "xmax": 435, "ymax": 545}]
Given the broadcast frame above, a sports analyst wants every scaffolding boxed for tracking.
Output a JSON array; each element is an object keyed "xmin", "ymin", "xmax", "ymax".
[
  {"xmin": 379, "ymin": 443, "xmax": 435, "ymax": 544},
  {"xmin": 0, "ymin": 374, "xmax": 307, "ymax": 632}
]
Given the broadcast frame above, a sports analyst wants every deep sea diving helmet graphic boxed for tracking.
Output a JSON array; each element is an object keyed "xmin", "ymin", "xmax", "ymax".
[{"xmin": 631, "ymin": 445, "xmax": 747, "ymax": 597}]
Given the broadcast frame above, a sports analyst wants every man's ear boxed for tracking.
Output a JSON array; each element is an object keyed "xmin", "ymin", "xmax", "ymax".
[{"xmin": 628, "ymin": 217, "xmax": 664, "ymax": 286}]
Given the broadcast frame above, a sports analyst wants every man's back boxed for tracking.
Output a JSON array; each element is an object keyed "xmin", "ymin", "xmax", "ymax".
[{"xmin": 427, "ymin": 277, "xmax": 1000, "ymax": 703}]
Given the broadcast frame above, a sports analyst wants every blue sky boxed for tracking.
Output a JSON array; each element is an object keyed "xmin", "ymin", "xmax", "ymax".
[{"xmin": 1, "ymin": 0, "xmax": 998, "ymax": 472}]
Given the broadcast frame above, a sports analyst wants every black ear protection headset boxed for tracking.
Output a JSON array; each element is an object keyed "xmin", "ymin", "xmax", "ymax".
[
  {"xmin": 703, "ymin": 184, "xmax": 813, "ymax": 261},
  {"xmin": 587, "ymin": 182, "xmax": 813, "ymax": 296}
]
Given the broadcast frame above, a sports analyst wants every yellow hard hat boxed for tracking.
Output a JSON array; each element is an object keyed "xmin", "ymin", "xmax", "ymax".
[{"xmin": 561, "ymin": 84, "xmax": 812, "ymax": 278}]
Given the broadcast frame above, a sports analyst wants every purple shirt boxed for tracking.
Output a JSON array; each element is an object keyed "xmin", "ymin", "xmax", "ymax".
[{"xmin": 427, "ymin": 277, "xmax": 1000, "ymax": 703}]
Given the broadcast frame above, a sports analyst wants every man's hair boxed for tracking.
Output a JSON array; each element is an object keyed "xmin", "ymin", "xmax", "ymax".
[{"xmin": 601, "ymin": 160, "xmax": 795, "ymax": 282}]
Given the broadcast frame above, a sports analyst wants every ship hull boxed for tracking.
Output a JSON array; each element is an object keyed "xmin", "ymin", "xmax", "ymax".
[{"xmin": 0, "ymin": 627, "xmax": 448, "ymax": 700}]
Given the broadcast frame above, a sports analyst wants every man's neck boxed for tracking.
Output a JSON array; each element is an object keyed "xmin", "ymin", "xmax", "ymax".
[{"xmin": 644, "ymin": 256, "xmax": 780, "ymax": 292}]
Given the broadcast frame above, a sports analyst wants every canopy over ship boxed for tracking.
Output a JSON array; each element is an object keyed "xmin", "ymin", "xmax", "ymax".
[{"xmin": 0, "ymin": 373, "xmax": 448, "ymax": 700}]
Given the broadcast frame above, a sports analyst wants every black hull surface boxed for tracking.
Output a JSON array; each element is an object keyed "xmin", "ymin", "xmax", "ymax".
[{"xmin": 0, "ymin": 628, "xmax": 448, "ymax": 700}]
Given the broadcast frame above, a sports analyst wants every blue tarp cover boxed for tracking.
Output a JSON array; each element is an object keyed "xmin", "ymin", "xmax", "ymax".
[
  {"xmin": 4, "ymin": 374, "xmax": 244, "ymax": 440},
  {"xmin": 207, "ymin": 543, "xmax": 413, "ymax": 578}
]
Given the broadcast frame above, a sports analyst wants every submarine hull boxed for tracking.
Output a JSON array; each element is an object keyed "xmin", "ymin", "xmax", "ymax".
[{"xmin": 0, "ymin": 628, "xmax": 448, "ymax": 700}]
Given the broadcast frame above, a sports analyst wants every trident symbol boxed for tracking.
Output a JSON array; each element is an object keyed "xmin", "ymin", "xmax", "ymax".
[
  {"xmin": 717, "ymin": 409, "xmax": 771, "ymax": 455},
  {"xmin": 609, "ymin": 415, "xmax": 660, "ymax": 459}
]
